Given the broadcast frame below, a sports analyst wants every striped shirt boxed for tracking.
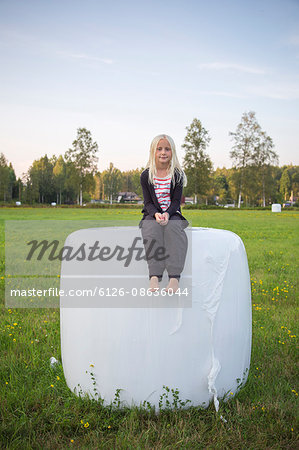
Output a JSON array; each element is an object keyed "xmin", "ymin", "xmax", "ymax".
[{"xmin": 153, "ymin": 174, "xmax": 171, "ymax": 211}]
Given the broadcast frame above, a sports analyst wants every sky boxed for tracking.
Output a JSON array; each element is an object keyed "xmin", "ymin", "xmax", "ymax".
[{"xmin": 0, "ymin": 0, "xmax": 298, "ymax": 178}]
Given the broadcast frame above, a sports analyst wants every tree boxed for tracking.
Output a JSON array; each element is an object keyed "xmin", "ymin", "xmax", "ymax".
[
  {"xmin": 102, "ymin": 163, "xmax": 122, "ymax": 204},
  {"xmin": 22, "ymin": 171, "xmax": 38, "ymax": 204},
  {"xmin": 120, "ymin": 168, "xmax": 143, "ymax": 196},
  {"xmin": 0, "ymin": 154, "xmax": 17, "ymax": 202},
  {"xmin": 229, "ymin": 111, "xmax": 263, "ymax": 208},
  {"xmin": 251, "ymin": 131, "xmax": 278, "ymax": 206},
  {"xmin": 93, "ymin": 171, "xmax": 102, "ymax": 200},
  {"xmin": 28, "ymin": 155, "xmax": 54, "ymax": 203},
  {"xmin": 0, "ymin": 153, "xmax": 10, "ymax": 201},
  {"xmin": 280, "ymin": 168, "xmax": 291, "ymax": 201},
  {"xmin": 182, "ymin": 118, "xmax": 213, "ymax": 204},
  {"xmin": 291, "ymin": 167, "xmax": 299, "ymax": 201},
  {"xmin": 229, "ymin": 111, "xmax": 277, "ymax": 208},
  {"xmin": 212, "ymin": 168, "xmax": 231, "ymax": 205},
  {"xmin": 53, "ymin": 155, "xmax": 66, "ymax": 204},
  {"xmin": 8, "ymin": 163, "xmax": 18, "ymax": 200},
  {"xmin": 65, "ymin": 128, "xmax": 99, "ymax": 205},
  {"xmin": 15, "ymin": 177, "xmax": 23, "ymax": 202}
]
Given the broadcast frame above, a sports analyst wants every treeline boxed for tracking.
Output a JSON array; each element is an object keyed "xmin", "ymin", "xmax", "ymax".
[
  {"xmin": 0, "ymin": 113, "xmax": 298, "ymax": 207},
  {"xmin": 0, "ymin": 129, "xmax": 143, "ymax": 206}
]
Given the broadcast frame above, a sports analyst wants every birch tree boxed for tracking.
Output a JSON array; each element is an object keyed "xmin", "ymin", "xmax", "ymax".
[
  {"xmin": 252, "ymin": 132, "xmax": 278, "ymax": 206},
  {"xmin": 102, "ymin": 162, "xmax": 122, "ymax": 204},
  {"xmin": 182, "ymin": 118, "xmax": 212, "ymax": 204},
  {"xmin": 65, "ymin": 128, "xmax": 99, "ymax": 205},
  {"xmin": 230, "ymin": 111, "xmax": 264, "ymax": 208},
  {"xmin": 280, "ymin": 168, "xmax": 291, "ymax": 201},
  {"xmin": 53, "ymin": 155, "xmax": 66, "ymax": 204}
]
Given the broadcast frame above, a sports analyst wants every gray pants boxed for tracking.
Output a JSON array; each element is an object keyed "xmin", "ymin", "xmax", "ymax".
[{"xmin": 140, "ymin": 215, "xmax": 188, "ymax": 280}]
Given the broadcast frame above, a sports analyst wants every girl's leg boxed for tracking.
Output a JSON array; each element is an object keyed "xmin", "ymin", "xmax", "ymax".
[
  {"xmin": 149, "ymin": 276, "xmax": 159, "ymax": 291},
  {"xmin": 164, "ymin": 216, "xmax": 188, "ymax": 287},
  {"xmin": 140, "ymin": 217, "xmax": 166, "ymax": 283}
]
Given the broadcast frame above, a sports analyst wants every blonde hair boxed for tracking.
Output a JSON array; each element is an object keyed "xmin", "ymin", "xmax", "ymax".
[{"xmin": 146, "ymin": 134, "xmax": 187, "ymax": 186}]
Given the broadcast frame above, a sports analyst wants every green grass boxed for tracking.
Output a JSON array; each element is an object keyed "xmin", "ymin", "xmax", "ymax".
[{"xmin": 0, "ymin": 208, "xmax": 298, "ymax": 449}]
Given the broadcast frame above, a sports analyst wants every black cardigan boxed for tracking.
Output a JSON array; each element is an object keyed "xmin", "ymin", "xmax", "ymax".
[{"xmin": 140, "ymin": 168, "xmax": 188, "ymax": 222}]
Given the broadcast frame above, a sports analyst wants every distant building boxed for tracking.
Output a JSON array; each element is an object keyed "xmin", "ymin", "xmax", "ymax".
[
  {"xmin": 182, "ymin": 196, "xmax": 194, "ymax": 204},
  {"xmin": 117, "ymin": 192, "xmax": 141, "ymax": 203}
]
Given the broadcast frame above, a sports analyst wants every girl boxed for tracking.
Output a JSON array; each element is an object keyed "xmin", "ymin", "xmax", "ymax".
[{"xmin": 139, "ymin": 134, "xmax": 188, "ymax": 293}]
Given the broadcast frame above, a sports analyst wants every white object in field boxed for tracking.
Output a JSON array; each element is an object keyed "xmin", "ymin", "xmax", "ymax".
[
  {"xmin": 271, "ymin": 204, "xmax": 281, "ymax": 212},
  {"xmin": 15, "ymin": 201, "xmax": 21, "ymax": 206},
  {"xmin": 60, "ymin": 227, "xmax": 251, "ymax": 411},
  {"xmin": 51, "ymin": 202, "xmax": 57, "ymax": 206},
  {"xmin": 50, "ymin": 356, "xmax": 59, "ymax": 367}
]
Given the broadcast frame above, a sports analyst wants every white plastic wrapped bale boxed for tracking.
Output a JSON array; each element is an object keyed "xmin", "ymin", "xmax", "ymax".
[
  {"xmin": 60, "ymin": 227, "xmax": 252, "ymax": 411},
  {"xmin": 271, "ymin": 204, "xmax": 281, "ymax": 212}
]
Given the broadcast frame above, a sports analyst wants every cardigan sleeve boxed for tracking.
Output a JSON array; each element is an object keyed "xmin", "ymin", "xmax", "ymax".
[
  {"xmin": 165, "ymin": 171, "xmax": 183, "ymax": 217},
  {"xmin": 140, "ymin": 170, "xmax": 160, "ymax": 217}
]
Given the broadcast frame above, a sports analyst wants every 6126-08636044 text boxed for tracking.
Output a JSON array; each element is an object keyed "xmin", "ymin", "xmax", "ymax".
[{"xmin": 9, "ymin": 286, "xmax": 190, "ymax": 298}]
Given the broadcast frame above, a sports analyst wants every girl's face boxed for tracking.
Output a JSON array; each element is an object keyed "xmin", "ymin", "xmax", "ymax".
[{"xmin": 155, "ymin": 138, "xmax": 172, "ymax": 167}]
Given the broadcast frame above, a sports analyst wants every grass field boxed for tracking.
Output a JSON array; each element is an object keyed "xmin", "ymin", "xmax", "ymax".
[{"xmin": 0, "ymin": 207, "xmax": 298, "ymax": 449}]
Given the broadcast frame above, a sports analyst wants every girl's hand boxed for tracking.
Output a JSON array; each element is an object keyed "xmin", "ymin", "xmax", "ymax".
[
  {"xmin": 154, "ymin": 213, "xmax": 164, "ymax": 224},
  {"xmin": 160, "ymin": 212, "xmax": 169, "ymax": 226},
  {"xmin": 155, "ymin": 212, "xmax": 169, "ymax": 225}
]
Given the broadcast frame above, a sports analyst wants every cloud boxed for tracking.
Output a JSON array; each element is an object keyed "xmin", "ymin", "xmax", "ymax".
[
  {"xmin": 285, "ymin": 34, "xmax": 299, "ymax": 46},
  {"xmin": 57, "ymin": 51, "xmax": 113, "ymax": 64},
  {"xmin": 198, "ymin": 62, "xmax": 266, "ymax": 75},
  {"xmin": 247, "ymin": 82, "xmax": 299, "ymax": 100},
  {"xmin": 198, "ymin": 90, "xmax": 245, "ymax": 99},
  {"xmin": 0, "ymin": 28, "xmax": 114, "ymax": 64}
]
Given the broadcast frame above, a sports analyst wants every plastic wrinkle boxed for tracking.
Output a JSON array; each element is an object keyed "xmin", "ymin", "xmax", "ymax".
[
  {"xmin": 208, "ymin": 350, "xmax": 221, "ymax": 412},
  {"xmin": 207, "ymin": 322, "xmax": 223, "ymax": 412},
  {"xmin": 205, "ymin": 250, "xmax": 232, "ymax": 412},
  {"xmin": 169, "ymin": 308, "xmax": 183, "ymax": 335},
  {"xmin": 202, "ymin": 252, "xmax": 231, "ymax": 320}
]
